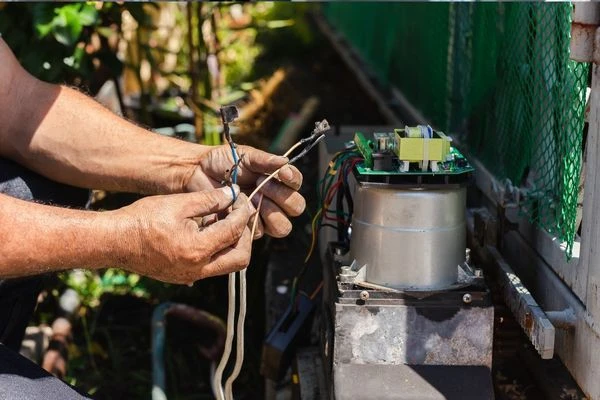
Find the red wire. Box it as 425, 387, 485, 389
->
322, 214, 349, 225
324, 180, 343, 206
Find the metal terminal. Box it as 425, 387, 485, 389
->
359, 291, 369, 301
312, 119, 330, 137
463, 293, 472, 304
220, 105, 239, 144
474, 268, 483, 278
220, 105, 239, 124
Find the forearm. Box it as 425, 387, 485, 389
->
4, 80, 209, 194
0, 39, 209, 194
0, 193, 126, 277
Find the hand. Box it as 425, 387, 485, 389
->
186, 145, 306, 238
114, 186, 254, 285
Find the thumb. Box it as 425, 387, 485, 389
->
178, 185, 240, 217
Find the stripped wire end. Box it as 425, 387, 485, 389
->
300, 119, 331, 144
289, 134, 326, 165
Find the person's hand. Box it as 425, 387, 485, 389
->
185, 145, 306, 238
114, 186, 254, 285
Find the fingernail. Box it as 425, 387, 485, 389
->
221, 184, 240, 198
279, 165, 294, 181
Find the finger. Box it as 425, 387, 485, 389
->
193, 214, 219, 231
237, 146, 303, 189
255, 176, 306, 217
237, 145, 287, 172
196, 193, 252, 255
200, 226, 252, 278
179, 185, 240, 218
276, 164, 303, 190
259, 196, 292, 238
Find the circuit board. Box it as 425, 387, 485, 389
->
352, 128, 474, 185
355, 147, 474, 176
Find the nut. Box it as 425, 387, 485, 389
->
462, 293, 472, 304
359, 290, 369, 301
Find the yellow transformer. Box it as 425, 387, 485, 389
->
394, 126, 452, 172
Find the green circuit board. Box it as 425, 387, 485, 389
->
355, 147, 474, 176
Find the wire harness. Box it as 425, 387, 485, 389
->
212, 106, 329, 400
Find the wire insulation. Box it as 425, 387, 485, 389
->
224, 195, 263, 400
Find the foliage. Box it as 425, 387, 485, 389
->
62, 269, 148, 308
0, 2, 152, 86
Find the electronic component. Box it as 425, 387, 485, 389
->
394, 126, 452, 172
352, 125, 473, 185
353, 132, 374, 168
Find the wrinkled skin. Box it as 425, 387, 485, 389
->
186, 144, 306, 238
115, 187, 255, 285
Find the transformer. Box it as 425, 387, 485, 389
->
318, 126, 495, 400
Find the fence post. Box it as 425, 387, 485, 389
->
571, 3, 600, 319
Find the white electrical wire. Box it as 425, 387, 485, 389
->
212, 271, 236, 400
224, 195, 263, 400
216, 125, 327, 400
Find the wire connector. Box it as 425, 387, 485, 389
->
220, 105, 241, 200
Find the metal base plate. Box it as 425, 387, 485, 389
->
334, 364, 494, 400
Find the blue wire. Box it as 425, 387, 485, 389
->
228, 140, 239, 200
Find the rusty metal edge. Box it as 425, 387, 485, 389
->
467, 211, 556, 359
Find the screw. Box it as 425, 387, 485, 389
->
465, 248, 471, 263
463, 293, 472, 304
359, 290, 369, 301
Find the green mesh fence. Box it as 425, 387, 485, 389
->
324, 3, 589, 257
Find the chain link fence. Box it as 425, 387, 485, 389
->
324, 3, 589, 257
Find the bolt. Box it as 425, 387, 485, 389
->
463, 293, 472, 304
465, 248, 471, 264
359, 290, 369, 301
339, 266, 356, 283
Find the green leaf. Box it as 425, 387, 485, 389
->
78, 4, 98, 26
36, 21, 54, 38
53, 5, 83, 46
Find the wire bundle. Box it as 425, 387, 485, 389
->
306, 147, 361, 262
213, 117, 329, 400
288, 147, 362, 310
